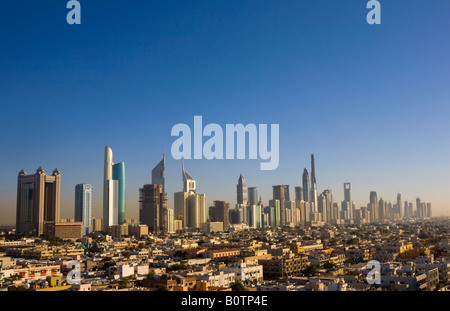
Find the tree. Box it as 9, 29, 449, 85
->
231, 281, 246, 291
301, 265, 318, 277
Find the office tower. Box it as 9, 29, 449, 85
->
112, 162, 126, 224
317, 193, 326, 223
426, 203, 432, 218
237, 174, 248, 205
209, 201, 230, 230
268, 199, 281, 227
416, 198, 421, 218
175, 163, 206, 231
139, 184, 167, 234
283, 185, 290, 202
369, 191, 378, 222
182, 161, 196, 193
396, 193, 402, 218
378, 198, 386, 222
344, 182, 351, 202
310, 154, 318, 213
273, 185, 286, 225
248, 187, 258, 206
408, 202, 413, 218
152, 150, 165, 193
333, 203, 340, 222
247, 204, 261, 228
302, 169, 310, 203
229, 209, 240, 225
295, 186, 304, 202
323, 189, 333, 224
75, 184, 93, 236
92, 217, 103, 232
16, 167, 61, 236
167, 208, 174, 233
103, 146, 125, 232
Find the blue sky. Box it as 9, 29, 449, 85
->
1, 0, 449, 224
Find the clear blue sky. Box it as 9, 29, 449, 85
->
1, 0, 449, 224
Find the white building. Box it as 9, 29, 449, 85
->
223, 261, 263, 285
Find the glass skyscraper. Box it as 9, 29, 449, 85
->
112, 162, 126, 225
75, 184, 93, 235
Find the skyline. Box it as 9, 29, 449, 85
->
1, 1, 450, 223
0, 149, 439, 225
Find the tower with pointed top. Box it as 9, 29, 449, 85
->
310, 154, 318, 213
152, 149, 165, 193
16, 167, 61, 235
103, 146, 126, 232
237, 174, 248, 206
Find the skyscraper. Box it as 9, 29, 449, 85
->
344, 182, 352, 202
295, 186, 304, 202
175, 162, 207, 231
182, 161, 196, 193
273, 185, 286, 225
113, 162, 126, 225
237, 174, 248, 206
369, 191, 378, 222
323, 189, 333, 224
396, 193, 402, 218
75, 184, 92, 236
103, 146, 125, 232
209, 201, 230, 230
152, 150, 165, 193
139, 184, 167, 233
310, 154, 318, 213
248, 187, 258, 206
16, 167, 61, 235
302, 169, 310, 203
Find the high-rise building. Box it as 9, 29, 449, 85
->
209, 201, 230, 230
323, 189, 333, 224
295, 186, 303, 202
344, 182, 351, 202
112, 162, 126, 224
152, 150, 165, 193
396, 193, 402, 218
174, 163, 206, 231
273, 185, 286, 225
16, 167, 61, 236
268, 199, 281, 227
302, 169, 310, 204
182, 161, 196, 193
369, 191, 378, 222
416, 198, 421, 218
75, 184, 93, 236
139, 184, 167, 233
103, 146, 125, 232
283, 185, 290, 202
310, 154, 318, 213
248, 187, 258, 206
378, 198, 386, 222
237, 174, 248, 206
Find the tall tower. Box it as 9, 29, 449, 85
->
75, 184, 93, 236
139, 184, 167, 234
152, 150, 165, 193
369, 191, 378, 222
113, 162, 126, 225
103, 146, 125, 232
396, 193, 402, 218
237, 174, 248, 206
182, 161, 196, 193
310, 154, 318, 212
16, 167, 61, 236
344, 182, 352, 202
248, 187, 258, 206
302, 169, 310, 203
273, 185, 286, 225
